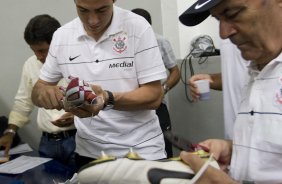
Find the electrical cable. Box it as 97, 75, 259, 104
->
180, 53, 213, 103
198, 57, 209, 65
180, 35, 220, 103
180, 55, 211, 103
180, 51, 194, 103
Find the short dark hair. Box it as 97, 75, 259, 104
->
131, 8, 152, 25
24, 14, 61, 45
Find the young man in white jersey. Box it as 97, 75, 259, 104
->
31, 0, 167, 170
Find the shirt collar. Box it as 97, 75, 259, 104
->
75, 17, 88, 39
248, 52, 282, 71
104, 6, 123, 37
248, 52, 282, 78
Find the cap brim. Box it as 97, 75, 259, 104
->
179, 10, 210, 26
179, 0, 222, 26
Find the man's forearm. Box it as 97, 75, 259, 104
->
31, 80, 44, 107
31, 79, 61, 109
210, 73, 222, 90
164, 66, 181, 90
6, 124, 19, 133
113, 81, 163, 111
205, 166, 239, 184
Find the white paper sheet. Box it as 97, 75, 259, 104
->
0, 155, 52, 174
0, 143, 33, 156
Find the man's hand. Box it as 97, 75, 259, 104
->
67, 84, 105, 118
189, 73, 222, 101
198, 139, 232, 172
180, 151, 238, 184
32, 79, 64, 110
51, 112, 74, 127
0, 134, 14, 157
189, 74, 213, 101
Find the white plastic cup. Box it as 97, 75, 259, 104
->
195, 79, 210, 101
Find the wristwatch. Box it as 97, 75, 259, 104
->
4, 129, 16, 136
163, 84, 170, 94
103, 90, 115, 110
242, 181, 255, 184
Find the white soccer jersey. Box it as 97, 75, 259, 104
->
40, 6, 167, 160
220, 39, 250, 139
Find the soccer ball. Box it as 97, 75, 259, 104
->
64, 77, 97, 107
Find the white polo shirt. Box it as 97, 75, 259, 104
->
220, 39, 250, 139
230, 53, 282, 183
155, 33, 177, 70
40, 6, 167, 160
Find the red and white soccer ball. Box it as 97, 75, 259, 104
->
65, 77, 97, 107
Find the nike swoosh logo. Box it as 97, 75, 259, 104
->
69, 55, 80, 61
195, 0, 212, 10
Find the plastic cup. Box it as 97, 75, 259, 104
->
195, 79, 210, 101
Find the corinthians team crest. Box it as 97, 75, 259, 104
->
112, 32, 128, 54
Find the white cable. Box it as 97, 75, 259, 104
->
190, 153, 214, 184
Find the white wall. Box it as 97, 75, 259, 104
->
116, 0, 162, 34
160, 0, 181, 60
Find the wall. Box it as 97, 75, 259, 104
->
0, 0, 224, 154
115, 0, 162, 34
